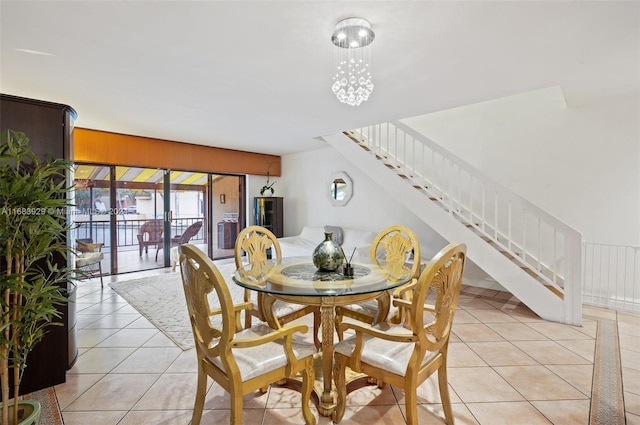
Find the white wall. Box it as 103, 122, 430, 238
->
280, 148, 455, 255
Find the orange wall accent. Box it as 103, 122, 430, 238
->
74, 128, 280, 176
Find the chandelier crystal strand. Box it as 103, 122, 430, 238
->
331, 18, 374, 106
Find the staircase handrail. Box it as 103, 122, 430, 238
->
391, 121, 581, 236
352, 121, 582, 292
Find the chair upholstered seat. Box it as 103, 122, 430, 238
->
271, 299, 311, 319
334, 322, 436, 377
210, 323, 318, 382
337, 299, 399, 321
75, 251, 103, 268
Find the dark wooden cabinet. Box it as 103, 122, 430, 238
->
254, 197, 283, 237
0, 93, 77, 395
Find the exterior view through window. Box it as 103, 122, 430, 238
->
73, 164, 243, 275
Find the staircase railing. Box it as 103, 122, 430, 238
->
348, 121, 582, 304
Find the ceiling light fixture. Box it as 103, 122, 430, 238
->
331, 17, 375, 107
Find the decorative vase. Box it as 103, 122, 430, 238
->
312, 232, 344, 271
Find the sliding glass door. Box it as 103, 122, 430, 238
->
73, 163, 244, 275
163, 170, 208, 266
114, 166, 164, 273
74, 165, 113, 272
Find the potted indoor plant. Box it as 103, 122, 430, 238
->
260, 161, 276, 196
260, 173, 276, 196
0, 130, 73, 425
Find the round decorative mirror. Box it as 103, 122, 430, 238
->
327, 171, 352, 206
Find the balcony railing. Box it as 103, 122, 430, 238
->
583, 242, 640, 313
75, 217, 205, 250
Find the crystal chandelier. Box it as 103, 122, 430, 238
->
331, 18, 375, 106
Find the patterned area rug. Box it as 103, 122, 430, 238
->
109, 262, 243, 350
589, 316, 625, 425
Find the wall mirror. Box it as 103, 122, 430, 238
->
327, 171, 352, 206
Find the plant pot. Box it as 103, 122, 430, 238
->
0, 400, 41, 425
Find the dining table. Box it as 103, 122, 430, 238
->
232, 256, 413, 417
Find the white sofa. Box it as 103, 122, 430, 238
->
278, 225, 376, 262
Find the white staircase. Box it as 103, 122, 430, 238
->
323, 121, 583, 326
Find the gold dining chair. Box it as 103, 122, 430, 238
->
333, 243, 466, 425
334, 225, 421, 340
235, 225, 321, 348
178, 244, 317, 425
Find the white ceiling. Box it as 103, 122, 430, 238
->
1, 1, 638, 156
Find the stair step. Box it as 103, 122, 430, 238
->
544, 283, 564, 298
466, 228, 523, 260
500, 251, 517, 260
521, 267, 540, 278
343, 132, 359, 142
481, 235, 510, 250
520, 267, 563, 297
359, 144, 371, 152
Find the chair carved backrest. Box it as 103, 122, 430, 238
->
235, 226, 320, 346
178, 244, 238, 359
234, 225, 282, 266
370, 225, 421, 279
370, 225, 421, 326
234, 225, 282, 328
402, 242, 466, 351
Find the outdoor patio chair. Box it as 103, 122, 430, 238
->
155, 220, 203, 261
137, 219, 163, 256
75, 238, 105, 287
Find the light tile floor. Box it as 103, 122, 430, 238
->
55, 265, 640, 425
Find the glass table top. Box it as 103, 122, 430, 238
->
232, 257, 412, 297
